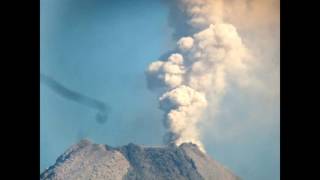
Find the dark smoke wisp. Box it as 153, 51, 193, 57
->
40, 73, 110, 124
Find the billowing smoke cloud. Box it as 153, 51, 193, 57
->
146, 0, 279, 152
40, 74, 110, 124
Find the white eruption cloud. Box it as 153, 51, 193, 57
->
147, 53, 185, 89
146, 0, 279, 152
159, 85, 207, 150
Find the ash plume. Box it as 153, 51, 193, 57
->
146, 0, 279, 152
40, 73, 110, 124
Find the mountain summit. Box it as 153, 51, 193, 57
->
40, 139, 240, 180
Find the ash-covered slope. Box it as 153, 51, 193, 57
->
41, 139, 240, 180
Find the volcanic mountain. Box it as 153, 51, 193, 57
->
40, 139, 240, 180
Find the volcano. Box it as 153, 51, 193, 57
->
40, 139, 239, 180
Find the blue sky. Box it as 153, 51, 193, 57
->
40, 0, 279, 179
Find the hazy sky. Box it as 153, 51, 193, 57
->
40, 0, 279, 179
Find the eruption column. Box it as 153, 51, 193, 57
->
146, 0, 252, 152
